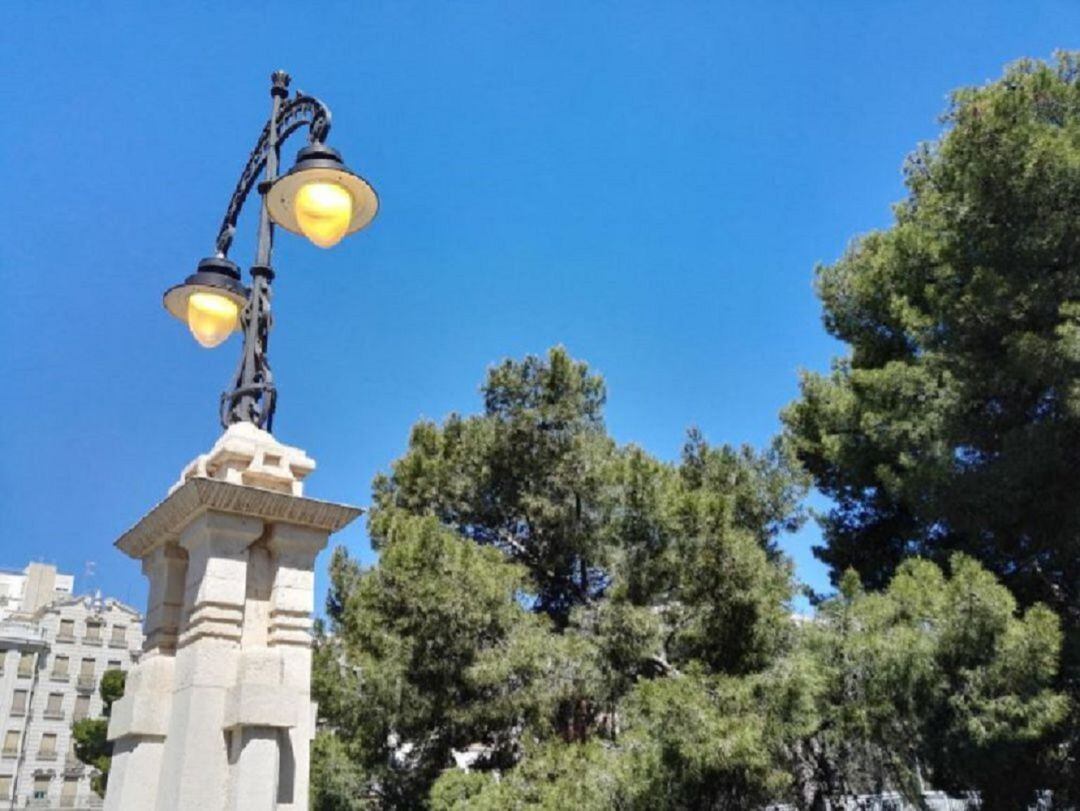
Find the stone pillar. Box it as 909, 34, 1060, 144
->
106, 545, 186, 811
104, 655, 174, 811
104, 423, 361, 811
267, 525, 327, 808
141, 544, 188, 655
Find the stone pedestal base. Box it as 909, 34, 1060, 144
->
104, 424, 360, 811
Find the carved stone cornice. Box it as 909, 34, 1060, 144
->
115, 478, 361, 560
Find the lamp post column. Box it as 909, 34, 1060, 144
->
114, 69, 378, 810
222, 70, 289, 431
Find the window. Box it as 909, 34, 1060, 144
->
53, 655, 69, 679
17, 651, 34, 677
60, 775, 78, 807
45, 693, 64, 719
0, 774, 10, 799
107, 660, 121, 670
39, 733, 57, 758
78, 658, 95, 691
10, 690, 27, 716
110, 625, 126, 647
2, 731, 18, 757
84, 622, 102, 642
73, 695, 90, 721
33, 773, 49, 799
58, 619, 75, 641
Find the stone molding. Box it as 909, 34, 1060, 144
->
171, 422, 316, 497
115, 477, 362, 560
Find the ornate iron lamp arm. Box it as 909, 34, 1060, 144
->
214, 76, 333, 258
217, 71, 333, 431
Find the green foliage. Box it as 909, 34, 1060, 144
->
72, 668, 125, 798
431, 741, 618, 810
310, 731, 370, 810
316, 346, 1069, 808
316, 516, 530, 805
605, 432, 802, 676
782, 52, 1080, 796
795, 556, 1068, 809
614, 674, 793, 809
72, 718, 110, 797
316, 347, 807, 808
430, 674, 803, 810
99, 668, 126, 709
369, 347, 614, 627
784, 53, 1080, 602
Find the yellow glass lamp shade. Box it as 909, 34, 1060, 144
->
163, 257, 248, 349
266, 144, 378, 246
187, 292, 240, 348
294, 181, 353, 248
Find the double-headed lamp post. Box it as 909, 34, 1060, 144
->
163, 70, 378, 432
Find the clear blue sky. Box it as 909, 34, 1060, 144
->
2, 2, 1077, 614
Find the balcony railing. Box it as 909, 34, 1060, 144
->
76, 676, 96, 692
0, 619, 49, 647
38, 751, 58, 761
10, 706, 27, 717
51, 671, 70, 682
56, 632, 76, 643
1, 747, 18, 758
44, 709, 65, 720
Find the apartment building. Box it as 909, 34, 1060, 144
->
0, 567, 74, 623
0, 565, 142, 810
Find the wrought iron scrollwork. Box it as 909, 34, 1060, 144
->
214, 90, 333, 258
213, 71, 334, 432
221, 267, 275, 430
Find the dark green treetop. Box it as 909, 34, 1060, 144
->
315, 344, 1068, 808
783, 53, 1080, 614
781, 58, 1080, 791
315, 347, 808, 808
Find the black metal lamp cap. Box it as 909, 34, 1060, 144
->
190, 256, 243, 285
163, 256, 249, 324
291, 143, 349, 173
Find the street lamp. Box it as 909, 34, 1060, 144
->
163, 70, 378, 432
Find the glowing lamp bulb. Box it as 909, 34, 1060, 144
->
186, 292, 239, 348
294, 181, 353, 248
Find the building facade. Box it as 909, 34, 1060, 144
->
0, 566, 74, 623
0, 565, 142, 810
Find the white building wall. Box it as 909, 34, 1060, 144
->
0, 570, 142, 811
0, 566, 74, 624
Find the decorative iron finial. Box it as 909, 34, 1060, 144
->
271, 70, 291, 97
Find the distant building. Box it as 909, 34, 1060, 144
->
0, 566, 74, 622
0, 564, 142, 810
